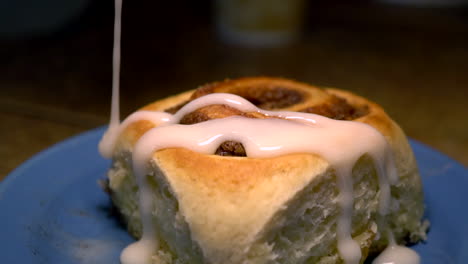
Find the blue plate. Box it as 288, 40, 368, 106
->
0, 127, 467, 263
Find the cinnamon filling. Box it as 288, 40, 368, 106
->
191, 83, 305, 110
299, 96, 369, 121
164, 81, 369, 157
179, 105, 269, 125
166, 79, 306, 114
215, 141, 247, 157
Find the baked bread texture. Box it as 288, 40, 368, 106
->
105, 77, 426, 264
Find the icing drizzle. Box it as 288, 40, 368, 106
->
100, 93, 414, 264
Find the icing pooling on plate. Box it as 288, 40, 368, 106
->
100, 0, 420, 263
372, 244, 421, 264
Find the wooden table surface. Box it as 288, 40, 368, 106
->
1, 1, 467, 180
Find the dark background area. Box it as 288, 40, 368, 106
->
1, 0, 467, 178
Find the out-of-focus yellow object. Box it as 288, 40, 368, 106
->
214, 0, 306, 46
377, 0, 467, 6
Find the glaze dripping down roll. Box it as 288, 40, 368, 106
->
103, 77, 427, 264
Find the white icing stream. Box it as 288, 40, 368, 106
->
99, 0, 122, 155
100, 1, 420, 263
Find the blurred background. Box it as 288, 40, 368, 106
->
0, 0, 467, 178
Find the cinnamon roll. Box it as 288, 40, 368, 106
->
101, 77, 427, 264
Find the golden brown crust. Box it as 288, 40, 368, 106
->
154, 148, 324, 194
150, 147, 331, 262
